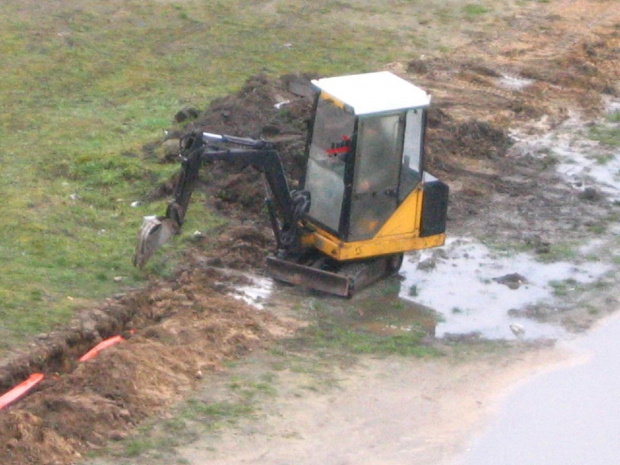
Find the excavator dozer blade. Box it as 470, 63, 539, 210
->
265, 256, 352, 297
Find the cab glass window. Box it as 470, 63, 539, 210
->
349, 114, 403, 241
304, 95, 355, 232
399, 109, 424, 201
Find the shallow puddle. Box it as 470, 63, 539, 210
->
398, 237, 610, 340
495, 74, 535, 91
214, 267, 273, 310
227, 234, 611, 342
230, 275, 273, 310
512, 100, 620, 201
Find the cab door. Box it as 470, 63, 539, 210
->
303, 95, 356, 235
347, 114, 404, 241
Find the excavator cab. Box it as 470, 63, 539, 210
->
295, 72, 448, 266
134, 71, 448, 297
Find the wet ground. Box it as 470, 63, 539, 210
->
214, 92, 620, 465
457, 312, 620, 465
451, 98, 620, 465
399, 238, 610, 340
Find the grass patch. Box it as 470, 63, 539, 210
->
548, 278, 579, 297
606, 110, 620, 123
589, 125, 620, 147
535, 241, 578, 263
106, 376, 272, 461
463, 4, 490, 17
0, 0, 411, 350
183, 398, 255, 427
302, 322, 439, 357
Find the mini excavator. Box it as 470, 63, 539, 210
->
134, 71, 449, 297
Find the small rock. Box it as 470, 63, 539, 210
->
174, 107, 199, 123
274, 99, 291, 109
6, 438, 19, 449
509, 323, 526, 338
113, 276, 123, 283
109, 431, 129, 441
443, 331, 481, 343
407, 59, 429, 74
417, 258, 436, 271
493, 273, 527, 289
162, 138, 180, 159
579, 187, 602, 202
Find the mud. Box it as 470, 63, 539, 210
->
2, 2, 620, 464
0, 270, 299, 465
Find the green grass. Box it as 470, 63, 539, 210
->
548, 278, 578, 297
464, 4, 490, 17
0, 0, 404, 350
606, 110, 620, 123
589, 125, 620, 147
301, 321, 440, 357
588, 111, 620, 147
535, 241, 579, 263
103, 372, 276, 461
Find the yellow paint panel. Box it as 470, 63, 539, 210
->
319, 91, 346, 109
304, 227, 445, 261
300, 182, 444, 261
374, 186, 423, 238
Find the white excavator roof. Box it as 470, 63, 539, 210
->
311, 71, 431, 116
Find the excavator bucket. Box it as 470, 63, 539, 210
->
133, 216, 179, 268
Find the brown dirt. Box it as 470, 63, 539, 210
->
0, 270, 300, 465
1, 1, 620, 464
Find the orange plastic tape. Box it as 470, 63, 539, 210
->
79, 335, 125, 362
0, 373, 45, 410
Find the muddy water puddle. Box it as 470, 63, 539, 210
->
513, 99, 620, 201
399, 237, 611, 340
224, 235, 611, 342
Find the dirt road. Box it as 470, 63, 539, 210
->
173, 349, 572, 465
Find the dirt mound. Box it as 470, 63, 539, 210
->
151, 71, 515, 226
187, 73, 315, 210
0, 267, 297, 465
426, 110, 512, 168
195, 223, 275, 269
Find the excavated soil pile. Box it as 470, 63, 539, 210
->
0, 268, 298, 465
180, 73, 314, 216
152, 71, 519, 269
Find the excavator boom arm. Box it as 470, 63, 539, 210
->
134, 131, 304, 268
